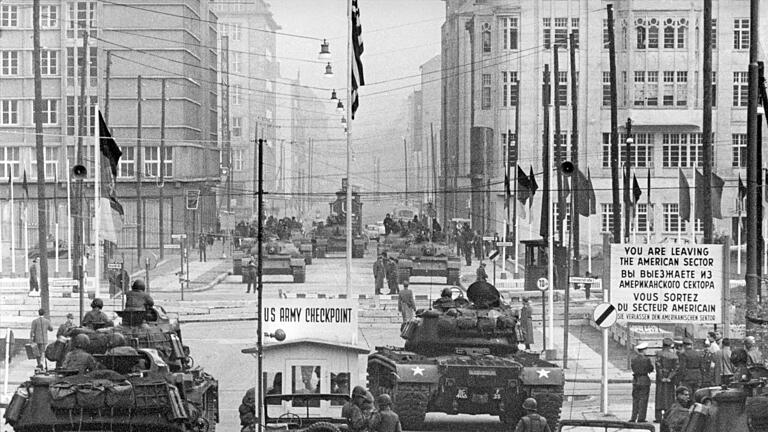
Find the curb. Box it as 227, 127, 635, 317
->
565, 377, 633, 384
156, 271, 231, 294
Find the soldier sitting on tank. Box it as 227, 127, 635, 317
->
467, 281, 501, 309
432, 287, 456, 311
82, 298, 114, 330
124, 279, 154, 321
61, 334, 99, 374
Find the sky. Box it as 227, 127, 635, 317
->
268, 0, 445, 197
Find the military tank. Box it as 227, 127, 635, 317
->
312, 180, 365, 259
396, 240, 460, 285
249, 237, 306, 283
376, 232, 413, 258
290, 229, 314, 265
4, 306, 219, 431
367, 282, 564, 431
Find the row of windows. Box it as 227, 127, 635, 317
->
1, 3, 96, 38
603, 17, 750, 51
602, 71, 748, 108
0, 48, 97, 86
219, 22, 243, 42
600, 203, 706, 234
0, 99, 58, 125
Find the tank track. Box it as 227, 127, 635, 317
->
394, 382, 429, 430
500, 392, 526, 426
534, 386, 564, 431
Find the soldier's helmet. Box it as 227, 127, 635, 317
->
441, 287, 452, 298
107, 332, 127, 348
351, 386, 367, 399
376, 394, 392, 407
131, 279, 146, 292
522, 397, 538, 411
73, 333, 90, 349
91, 298, 104, 309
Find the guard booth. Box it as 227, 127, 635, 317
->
521, 239, 567, 291
244, 339, 369, 421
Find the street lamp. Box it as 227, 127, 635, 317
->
336, 100, 344, 114
318, 39, 331, 60
330, 89, 338, 101
324, 62, 334, 78
341, 116, 347, 126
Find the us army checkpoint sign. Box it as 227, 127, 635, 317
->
262, 298, 358, 345
610, 244, 725, 324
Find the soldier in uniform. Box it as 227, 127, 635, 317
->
654, 337, 679, 423
373, 255, 386, 295
342, 386, 370, 432
661, 386, 692, 432
677, 338, 705, 394
745, 336, 764, 366
125, 279, 154, 311
386, 257, 399, 294
629, 342, 653, 423
61, 334, 99, 374
476, 262, 488, 282
370, 394, 402, 432
82, 298, 113, 330
432, 287, 455, 311
513, 398, 551, 432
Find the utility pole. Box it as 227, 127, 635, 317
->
403, 138, 409, 205
136, 76, 143, 267
569, 32, 579, 276
72, 30, 88, 309
607, 5, 621, 244
746, 0, 760, 332
32, 0, 50, 315
104, 51, 112, 126
159, 78, 166, 260
252, 123, 259, 215
431, 123, 438, 219
624, 118, 633, 243
554, 45, 564, 249
256, 137, 264, 431
702, 0, 714, 243
542, 65, 551, 241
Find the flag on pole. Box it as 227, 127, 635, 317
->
350, 0, 365, 120
517, 165, 531, 205
504, 167, 511, 210
99, 111, 122, 178
98, 110, 124, 244
739, 174, 747, 211
22, 170, 28, 199
679, 168, 691, 222
632, 173, 642, 204
694, 170, 725, 219
575, 169, 596, 216
528, 165, 538, 206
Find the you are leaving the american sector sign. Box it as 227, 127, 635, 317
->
610, 244, 725, 324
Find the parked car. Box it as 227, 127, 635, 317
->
364, 224, 380, 241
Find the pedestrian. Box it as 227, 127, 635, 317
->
386, 257, 399, 294
373, 255, 386, 295
519, 298, 534, 350
198, 233, 207, 262
383, 214, 393, 236
29, 257, 39, 292
370, 394, 402, 432
476, 262, 488, 282
462, 229, 473, 266
629, 342, 653, 423
245, 254, 258, 294
82, 298, 114, 330
29, 308, 52, 370
677, 338, 705, 394
703, 331, 720, 386
473, 231, 483, 261
513, 398, 551, 432
716, 337, 734, 385
342, 386, 370, 432
654, 338, 679, 423
661, 386, 692, 432
398, 280, 416, 324
745, 336, 763, 366
61, 334, 98, 374
56, 313, 76, 338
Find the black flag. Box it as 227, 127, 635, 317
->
99, 111, 122, 179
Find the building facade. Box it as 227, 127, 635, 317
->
441, 0, 767, 251
0, 0, 221, 276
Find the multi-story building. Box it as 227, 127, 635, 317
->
441, 0, 767, 248
0, 0, 220, 276
215, 0, 278, 221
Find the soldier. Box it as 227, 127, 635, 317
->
473, 230, 483, 261
661, 386, 692, 432
677, 338, 705, 394
519, 298, 534, 350
476, 262, 488, 282
198, 233, 207, 262
745, 336, 764, 366
82, 298, 114, 330
432, 287, 455, 311
513, 398, 551, 432
383, 214, 393, 236
462, 227, 474, 266
29, 257, 39, 292
125, 279, 154, 312
398, 280, 416, 323
61, 334, 99, 374
370, 394, 402, 432
56, 313, 76, 337
654, 337, 679, 423
29, 308, 53, 370
373, 255, 386, 295
386, 257, 399, 294
629, 342, 653, 423
342, 386, 370, 432
245, 254, 258, 294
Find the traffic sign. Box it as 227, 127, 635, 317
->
482, 236, 497, 241
107, 263, 122, 270
569, 277, 597, 284
487, 249, 500, 262
171, 234, 187, 240
496, 241, 514, 247
185, 189, 200, 210
592, 303, 617, 328
164, 244, 181, 249
537, 277, 549, 291
50, 279, 78, 287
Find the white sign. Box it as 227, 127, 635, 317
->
488, 250, 500, 261
610, 244, 724, 324
482, 236, 497, 241
569, 277, 597, 284
496, 241, 515, 247
107, 263, 122, 270
164, 244, 181, 249
171, 234, 187, 240
537, 277, 549, 291
262, 298, 358, 345
50, 279, 78, 287
593, 303, 617, 328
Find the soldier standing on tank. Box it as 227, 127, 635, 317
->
370, 394, 402, 432
629, 342, 653, 423
654, 338, 679, 423
386, 257, 399, 294
373, 255, 386, 295
519, 298, 534, 350
677, 338, 705, 394
82, 298, 113, 329
513, 398, 551, 432
343, 386, 370, 432
398, 280, 416, 323
125, 279, 154, 311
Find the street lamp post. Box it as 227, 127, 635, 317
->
256, 136, 265, 429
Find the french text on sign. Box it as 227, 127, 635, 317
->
592, 303, 617, 328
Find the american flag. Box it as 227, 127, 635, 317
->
351, 0, 365, 119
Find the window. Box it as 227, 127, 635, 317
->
603, 19, 611, 49
231, 52, 242, 73
646, 71, 658, 106
143, 147, 172, 178
481, 22, 491, 53
711, 71, 717, 107
635, 17, 659, 49
231, 23, 242, 41
502, 71, 519, 107
556, 71, 568, 106
543, 17, 576, 49
543, 18, 551, 49
677, 19, 687, 48
554, 18, 568, 48
231, 85, 242, 105
601, 133, 654, 168
553, 132, 571, 162
601, 203, 614, 233
65, 96, 96, 136
67, 2, 96, 39
1, 100, 19, 125
634, 203, 649, 233
501, 132, 517, 167
663, 18, 687, 49
232, 116, 242, 137
633, 71, 646, 106
501, 17, 518, 50
733, 134, 747, 168
734, 19, 750, 50
233, 149, 244, 171
291, 365, 321, 400
603, 72, 611, 107
481, 73, 492, 109
89, 46, 97, 86
663, 203, 681, 233
553, 202, 572, 234
711, 19, 717, 49
66, 96, 75, 135
648, 18, 659, 48
41, 99, 58, 125
1, 51, 19, 76
30, 147, 59, 179
1, 5, 18, 27
118, 147, 135, 178
41, 5, 58, 28
661, 70, 687, 106
0, 146, 21, 179
67, 47, 96, 86
676, 71, 687, 106
662, 133, 703, 168
571, 18, 580, 48
40, 50, 58, 75
161, 147, 172, 178
733, 72, 748, 107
